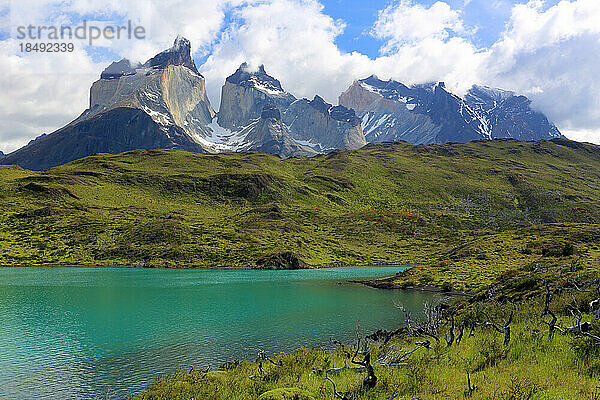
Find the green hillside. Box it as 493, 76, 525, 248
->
1, 138, 599, 290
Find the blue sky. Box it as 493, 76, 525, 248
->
322, 0, 565, 57
75, 1, 530, 62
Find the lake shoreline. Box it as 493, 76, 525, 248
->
0, 266, 421, 399
0, 262, 413, 271
354, 278, 475, 296
0, 263, 474, 296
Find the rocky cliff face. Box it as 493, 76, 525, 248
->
339, 76, 562, 144
216, 64, 365, 155
283, 95, 366, 151
464, 85, 562, 141
2, 40, 565, 171
217, 63, 296, 130
1, 108, 204, 171
210, 64, 365, 157
2, 37, 216, 170
240, 105, 317, 158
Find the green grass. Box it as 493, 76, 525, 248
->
0, 138, 599, 277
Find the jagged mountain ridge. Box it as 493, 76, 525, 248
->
283, 95, 365, 151
1, 37, 564, 170
339, 75, 563, 145
214, 63, 367, 156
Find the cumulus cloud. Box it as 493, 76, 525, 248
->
0, 39, 102, 152
372, 0, 471, 52
200, 0, 372, 106
200, 0, 481, 106
482, 0, 600, 143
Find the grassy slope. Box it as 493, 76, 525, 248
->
0, 138, 599, 289
130, 254, 600, 400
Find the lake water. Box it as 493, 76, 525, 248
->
0, 267, 435, 399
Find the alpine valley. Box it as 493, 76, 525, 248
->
0, 37, 562, 170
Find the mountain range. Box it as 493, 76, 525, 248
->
1, 37, 563, 170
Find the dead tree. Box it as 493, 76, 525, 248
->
379, 340, 430, 366
456, 322, 466, 345
351, 324, 377, 389
446, 312, 455, 347
325, 372, 348, 400
541, 280, 558, 340
484, 310, 513, 345
351, 333, 377, 390
464, 372, 477, 396
394, 302, 413, 335
325, 325, 378, 400
423, 301, 443, 337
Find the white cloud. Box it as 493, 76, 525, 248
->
368, 0, 600, 143
372, 0, 470, 52
482, 0, 600, 143
0, 0, 235, 151
0, 39, 102, 152
200, 0, 372, 106
562, 129, 600, 144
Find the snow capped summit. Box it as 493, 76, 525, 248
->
173, 35, 190, 50
0, 37, 565, 170
464, 85, 562, 141
1, 39, 217, 170
340, 76, 562, 145
226, 63, 286, 95
218, 63, 296, 130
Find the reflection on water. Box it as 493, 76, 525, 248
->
0, 267, 436, 399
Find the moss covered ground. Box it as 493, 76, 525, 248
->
1, 138, 599, 282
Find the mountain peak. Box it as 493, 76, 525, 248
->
100, 58, 140, 80
143, 36, 199, 75
226, 63, 285, 94
309, 95, 331, 114
173, 35, 190, 50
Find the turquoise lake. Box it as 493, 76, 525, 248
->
0, 267, 435, 399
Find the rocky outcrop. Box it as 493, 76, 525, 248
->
241, 105, 317, 158
1, 108, 204, 171
143, 36, 200, 75
464, 85, 562, 141
339, 75, 562, 145
217, 63, 295, 130
217, 64, 365, 155
255, 251, 309, 270
100, 59, 139, 80
283, 95, 366, 151
2, 37, 215, 170
2, 39, 565, 171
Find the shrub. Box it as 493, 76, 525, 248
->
471, 336, 508, 372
